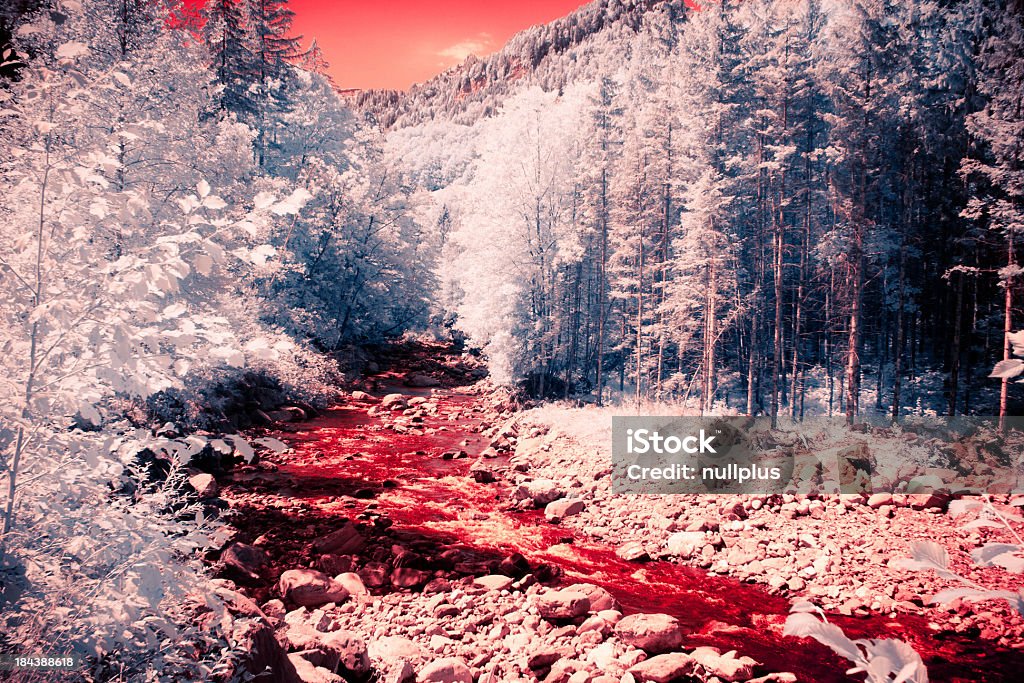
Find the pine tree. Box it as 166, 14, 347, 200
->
247, 0, 301, 166
203, 0, 257, 119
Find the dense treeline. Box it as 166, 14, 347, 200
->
379, 0, 1024, 424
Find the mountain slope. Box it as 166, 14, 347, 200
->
352, 0, 689, 129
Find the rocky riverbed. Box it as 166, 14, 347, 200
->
195, 343, 1024, 683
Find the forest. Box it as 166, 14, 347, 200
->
374, 0, 1024, 426
0, 0, 1023, 681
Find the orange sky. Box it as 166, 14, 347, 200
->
190, 1, 592, 90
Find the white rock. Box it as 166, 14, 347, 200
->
418, 657, 473, 683
613, 613, 684, 654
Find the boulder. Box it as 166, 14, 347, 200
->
514, 479, 564, 507
628, 653, 697, 683
665, 531, 707, 558
351, 390, 373, 401
236, 619, 301, 683
545, 498, 586, 522
222, 543, 269, 584
565, 583, 619, 612
381, 394, 407, 410
335, 572, 368, 597
527, 649, 563, 670
613, 613, 684, 654
288, 654, 342, 683
617, 542, 649, 562
537, 589, 590, 620
380, 660, 416, 683
312, 523, 365, 555
418, 657, 473, 683
358, 561, 390, 588
390, 567, 431, 589
316, 554, 354, 576
469, 461, 496, 483
474, 575, 514, 592
369, 635, 425, 664
279, 569, 349, 607
688, 647, 757, 682
323, 631, 370, 675
866, 492, 893, 509
188, 472, 218, 499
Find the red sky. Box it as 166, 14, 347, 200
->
188, 1, 592, 90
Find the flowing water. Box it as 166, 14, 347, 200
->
223, 378, 1024, 683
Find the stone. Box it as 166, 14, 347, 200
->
312, 523, 365, 555
391, 567, 431, 589
382, 394, 407, 410
288, 654, 341, 683
278, 569, 349, 607
316, 554, 354, 576
565, 583, 619, 612
867, 492, 893, 509
381, 660, 416, 683
617, 542, 649, 562
351, 391, 373, 401
236, 618, 302, 683
528, 649, 563, 670
470, 461, 496, 483
613, 613, 684, 654
358, 561, 391, 588
665, 532, 707, 558
474, 574, 515, 591
628, 653, 697, 683
335, 572, 368, 597
545, 659, 585, 683
222, 543, 269, 584
537, 588, 591, 620
188, 472, 218, 499
369, 636, 425, 663
418, 657, 473, 683
545, 498, 586, 521
212, 585, 265, 619
322, 631, 370, 675
688, 647, 757, 682
514, 479, 564, 507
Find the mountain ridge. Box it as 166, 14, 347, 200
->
350, 0, 690, 129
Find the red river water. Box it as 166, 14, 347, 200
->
223, 377, 1024, 683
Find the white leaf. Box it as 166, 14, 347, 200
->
947, 499, 983, 518
194, 254, 213, 276
197, 179, 210, 198
112, 71, 131, 87
253, 191, 276, 210
961, 519, 1005, 530
251, 244, 276, 266
78, 403, 101, 426
892, 541, 959, 580
991, 552, 1024, 573
972, 543, 1022, 566
55, 42, 89, 59
990, 359, 1024, 379
783, 613, 862, 663
202, 195, 227, 210
271, 188, 313, 216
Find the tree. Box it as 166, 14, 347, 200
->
963, 2, 1024, 431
